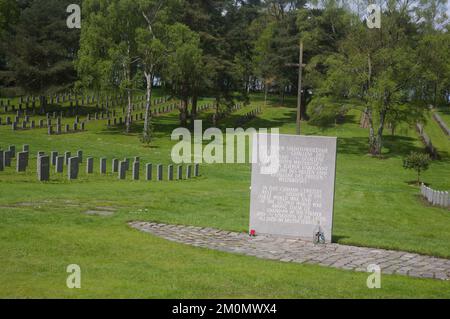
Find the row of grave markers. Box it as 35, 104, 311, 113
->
1, 103, 215, 134
416, 123, 439, 160
421, 183, 450, 209
1, 145, 200, 182
0, 94, 172, 114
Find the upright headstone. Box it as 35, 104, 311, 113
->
145, 163, 152, 181
64, 152, 71, 165
8, 145, 15, 158
16, 151, 28, 172
194, 164, 200, 177
23, 145, 29, 152
118, 161, 127, 179
157, 164, 163, 181
100, 158, 107, 174
37, 155, 50, 181
112, 158, 119, 173
51, 151, 58, 166
55, 156, 64, 173
77, 150, 83, 163
186, 165, 192, 179
177, 165, 183, 180
86, 157, 94, 174
0, 150, 4, 171
167, 165, 174, 181
132, 161, 140, 180
249, 134, 337, 243
68, 157, 79, 180
3, 150, 11, 167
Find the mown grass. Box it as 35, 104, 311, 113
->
0, 93, 449, 298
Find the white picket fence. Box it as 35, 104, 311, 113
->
421, 184, 450, 208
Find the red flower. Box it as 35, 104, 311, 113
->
250, 229, 256, 237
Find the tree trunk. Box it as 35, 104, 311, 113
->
126, 89, 132, 133
190, 95, 198, 128
264, 82, 268, 108
371, 107, 387, 156
143, 72, 153, 142
39, 95, 47, 114
213, 97, 220, 127
180, 98, 188, 127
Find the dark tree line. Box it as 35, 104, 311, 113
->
0, 0, 449, 153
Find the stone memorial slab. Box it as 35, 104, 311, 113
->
146, 163, 152, 181
0, 150, 3, 171
186, 165, 192, 179
68, 157, 79, 180
86, 157, 94, 174
16, 151, 28, 172
9, 145, 15, 157
132, 161, 140, 180
37, 155, 50, 181
157, 164, 163, 181
100, 158, 107, 174
3, 150, 11, 167
249, 134, 337, 243
112, 158, 119, 173
51, 151, 58, 165
118, 161, 127, 180
167, 165, 174, 181
194, 164, 200, 177
55, 156, 64, 173
177, 165, 183, 180
64, 152, 71, 165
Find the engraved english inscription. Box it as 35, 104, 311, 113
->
249, 134, 337, 243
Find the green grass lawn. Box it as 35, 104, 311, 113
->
424, 111, 450, 159
0, 94, 449, 298
436, 106, 450, 129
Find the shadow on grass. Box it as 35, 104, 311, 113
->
332, 235, 350, 243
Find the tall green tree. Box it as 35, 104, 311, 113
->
313, 3, 429, 155
77, 0, 141, 133
1, 0, 80, 108
164, 23, 204, 127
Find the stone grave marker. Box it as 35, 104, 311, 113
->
3, 150, 12, 167
177, 165, 183, 180
112, 158, 119, 173
118, 161, 127, 180
51, 151, 58, 166
64, 152, 71, 165
86, 157, 94, 174
55, 156, 64, 173
157, 164, 163, 181
132, 161, 140, 180
249, 134, 337, 243
77, 150, 83, 163
186, 165, 192, 179
16, 151, 28, 172
100, 158, 107, 174
194, 164, 200, 177
37, 155, 50, 181
68, 157, 79, 180
145, 163, 152, 181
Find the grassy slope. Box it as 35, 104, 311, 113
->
424, 111, 450, 159
436, 107, 450, 129
0, 93, 449, 298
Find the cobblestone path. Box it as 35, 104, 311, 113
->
129, 221, 450, 281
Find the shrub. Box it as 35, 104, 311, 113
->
403, 152, 431, 184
